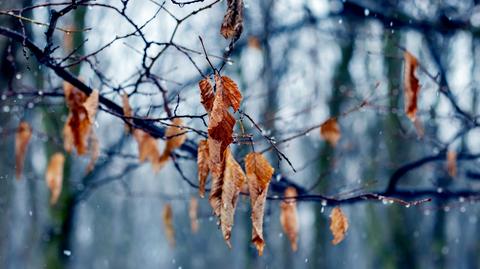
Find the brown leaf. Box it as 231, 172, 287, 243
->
45, 153, 65, 205
447, 150, 457, 177
197, 139, 210, 198
156, 118, 188, 171
220, 0, 244, 40
15, 121, 32, 179
199, 78, 214, 113
63, 82, 99, 155
122, 94, 133, 133
162, 204, 175, 247
189, 196, 199, 234
280, 187, 299, 252
320, 118, 341, 146
221, 149, 246, 248
86, 131, 99, 173
133, 129, 161, 172
207, 74, 242, 216
248, 36, 261, 49
245, 152, 274, 256
330, 206, 349, 245
404, 51, 420, 121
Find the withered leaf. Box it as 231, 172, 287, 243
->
208, 139, 227, 217
156, 118, 187, 171
122, 94, 133, 133
86, 131, 99, 173
245, 152, 274, 256
197, 139, 210, 198
221, 149, 246, 248
199, 78, 214, 113
404, 51, 420, 121
447, 150, 457, 178
15, 121, 32, 179
320, 118, 341, 146
163, 203, 175, 247
220, 0, 244, 40
133, 129, 161, 172
330, 206, 349, 245
280, 187, 299, 252
189, 196, 199, 234
63, 82, 99, 155
45, 153, 65, 205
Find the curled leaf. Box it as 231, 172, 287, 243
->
320, 118, 341, 146
280, 187, 299, 252
330, 206, 349, 245
86, 131, 99, 173
63, 82, 99, 155
45, 153, 65, 205
245, 152, 274, 256
197, 139, 210, 198
220, 0, 244, 40
163, 204, 175, 247
447, 150, 457, 177
404, 51, 420, 121
122, 94, 133, 133
156, 118, 187, 171
199, 78, 214, 113
133, 129, 161, 172
15, 121, 32, 179
189, 196, 199, 234
221, 149, 246, 248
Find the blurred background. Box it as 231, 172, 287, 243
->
1, 0, 480, 268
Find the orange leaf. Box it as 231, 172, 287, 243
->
280, 187, 299, 252
320, 118, 341, 146
447, 150, 457, 177
45, 153, 65, 205
189, 196, 199, 234
245, 152, 274, 256
330, 206, 349, 245
122, 94, 133, 133
199, 78, 214, 113
86, 131, 99, 173
63, 82, 99, 155
156, 118, 187, 171
15, 121, 32, 179
404, 51, 420, 121
221, 148, 246, 248
220, 0, 244, 40
248, 36, 261, 49
133, 129, 161, 172
162, 204, 175, 247
197, 139, 210, 198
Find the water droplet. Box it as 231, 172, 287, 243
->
15, 73, 22, 80
28, 210, 33, 216
3, 106, 10, 113
437, 187, 443, 193
321, 200, 327, 207
304, 258, 309, 263
338, 19, 343, 24
364, 9, 370, 16
63, 250, 72, 256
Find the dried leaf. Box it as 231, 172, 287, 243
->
248, 36, 261, 49
221, 149, 246, 248
245, 152, 274, 256
189, 196, 199, 234
197, 139, 210, 198
156, 118, 187, 170
220, 0, 244, 40
199, 78, 214, 113
280, 187, 299, 252
163, 204, 175, 247
447, 150, 457, 177
404, 51, 420, 121
45, 153, 65, 205
63, 82, 99, 155
15, 121, 32, 179
86, 131, 99, 173
122, 94, 133, 133
320, 118, 341, 146
133, 129, 161, 172
207, 74, 242, 216
330, 206, 349, 245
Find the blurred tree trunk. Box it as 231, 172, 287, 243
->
312, 22, 354, 268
